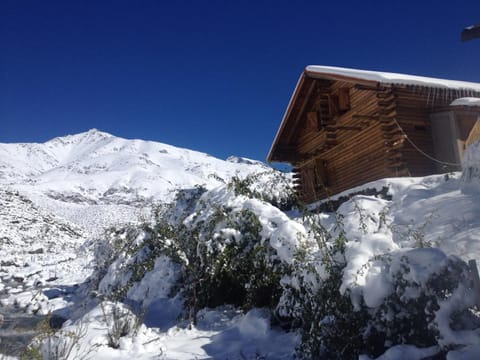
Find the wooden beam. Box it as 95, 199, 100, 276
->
334, 126, 362, 131
285, 80, 317, 144
354, 84, 379, 91
306, 112, 320, 130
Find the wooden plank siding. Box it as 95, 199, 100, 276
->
270, 72, 480, 204
294, 83, 462, 202
299, 121, 394, 202
295, 82, 398, 202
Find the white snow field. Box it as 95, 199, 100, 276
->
1, 129, 480, 359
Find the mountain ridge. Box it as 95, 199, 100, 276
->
0, 129, 270, 205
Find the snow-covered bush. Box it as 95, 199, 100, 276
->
92, 175, 301, 325
21, 315, 93, 360
90, 172, 480, 359
365, 249, 478, 356
278, 201, 480, 359
153, 187, 296, 324
278, 212, 369, 359
93, 225, 165, 301
100, 302, 139, 349
225, 170, 297, 210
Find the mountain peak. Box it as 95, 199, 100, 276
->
46, 128, 113, 146
79, 128, 113, 141
85, 128, 106, 136
70, 128, 113, 141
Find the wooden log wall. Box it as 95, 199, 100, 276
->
296, 81, 399, 202
321, 122, 394, 198
297, 83, 372, 149
293, 80, 480, 203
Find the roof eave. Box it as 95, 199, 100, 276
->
304, 68, 379, 88
267, 72, 306, 163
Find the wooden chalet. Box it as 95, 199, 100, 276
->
268, 66, 480, 203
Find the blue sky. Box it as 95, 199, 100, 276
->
1, 1, 480, 162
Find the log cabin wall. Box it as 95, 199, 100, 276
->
279, 74, 480, 204
293, 84, 480, 203
294, 80, 398, 202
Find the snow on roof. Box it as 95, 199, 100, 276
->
450, 97, 480, 107
306, 65, 480, 92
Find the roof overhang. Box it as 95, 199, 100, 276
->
267, 72, 305, 163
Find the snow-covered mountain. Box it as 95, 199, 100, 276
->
0, 128, 274, 242
0, 129, 269, 205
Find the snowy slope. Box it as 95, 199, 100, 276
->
0, 187, 90, 322
0, 128, 274, 242
0, 129, 270, 205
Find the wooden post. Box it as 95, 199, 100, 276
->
468, 259, 480, 310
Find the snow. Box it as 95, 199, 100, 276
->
325, 173, 480, 313
359, 345, 440, 360
334, 196, 398, 308
450, 97, 480, 106
126, 255, 180, 308
306, 65, 480, 91
0, 128, 270, 209
3, 130, 480, 359
461, 139, 480, 194
198, 308, 297, 359
182, 186, 304, 264
45, 303, 297, 360
434, 283, 479, 348
447, 345, 480, 360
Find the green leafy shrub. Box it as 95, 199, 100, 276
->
93, 175, 294, 326
155, 203, 289, 324
278, 213, 369, 359
227, 170, 299, 211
